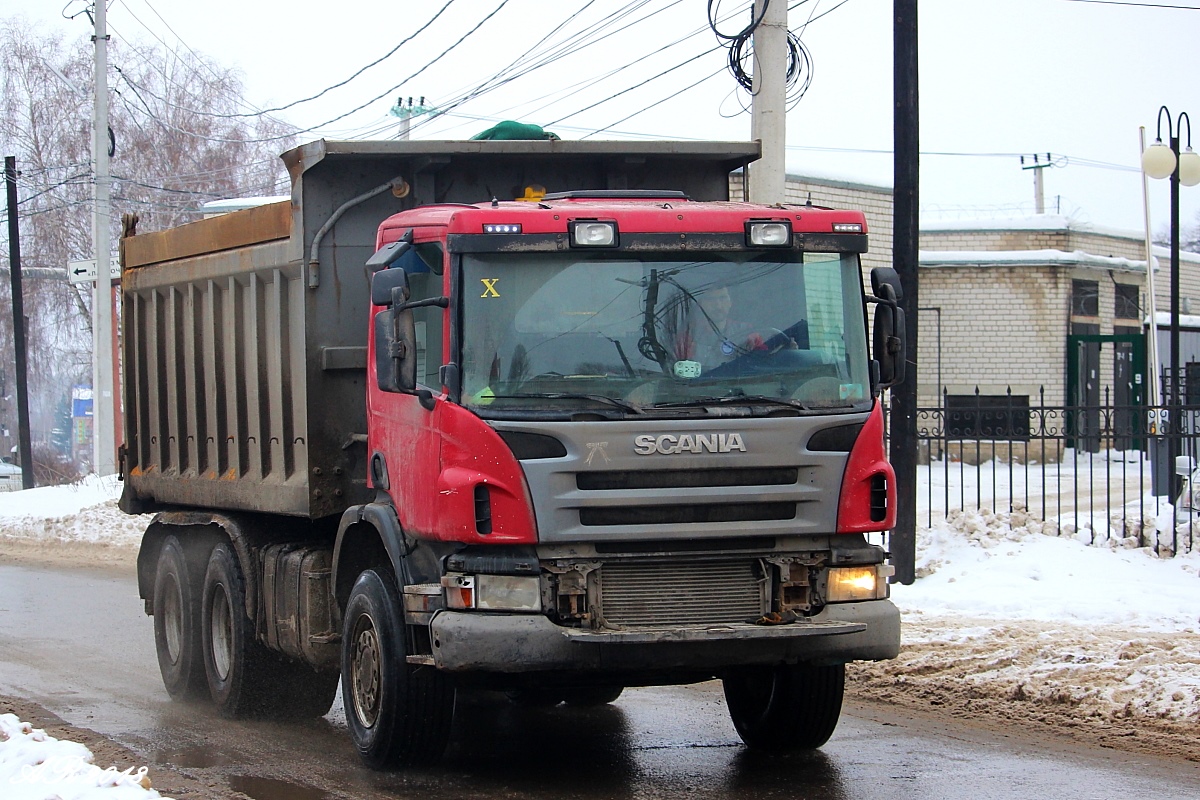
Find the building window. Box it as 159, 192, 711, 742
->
1071, 279, 1099, 317
1114, 284, 1140, 320
944, 394, 1031, 440
1186, 363, 1200, 405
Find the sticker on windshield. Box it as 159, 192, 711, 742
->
840, 383, 864, 401
674, 360, 702, 379
471, 386, 496, 405
480, 278, 500, 298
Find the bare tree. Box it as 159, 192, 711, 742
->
0, 17, 296, 469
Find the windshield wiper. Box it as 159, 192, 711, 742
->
488, 393, 645, 415
651, 395, 809, 411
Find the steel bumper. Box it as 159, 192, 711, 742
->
427, 599, 900, 673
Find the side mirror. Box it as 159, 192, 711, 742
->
374, 305, 417, 393
870, 268, 906, 390
871, 266, 903, 302
371, 267, 410, 307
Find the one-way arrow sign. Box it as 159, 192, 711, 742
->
67, 259, 120, 285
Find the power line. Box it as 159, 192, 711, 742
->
409, 1, 677, 135
1059, 0, 1200, 9
113, 0, 513, 144
117, 0, 458, 119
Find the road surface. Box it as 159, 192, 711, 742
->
2, 561, 1199, 800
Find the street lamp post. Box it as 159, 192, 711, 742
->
1142, 106, 1200, 499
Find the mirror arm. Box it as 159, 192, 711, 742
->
397, 295, 450, 312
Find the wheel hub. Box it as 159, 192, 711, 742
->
162, 575, 182, 663
351, 617, 382, 728
210, 586, 232, 681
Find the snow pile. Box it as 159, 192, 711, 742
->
905, 508, 1200, 630
878, 510, 1200, 746
0, 714, 171, 799
0, 476, 149, 551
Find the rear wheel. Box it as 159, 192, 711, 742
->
152, 536, 207, 700
342, 570, 455, 768
201, 543, 337, 719
723, 663, 845, 750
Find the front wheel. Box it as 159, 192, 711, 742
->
723, 663, 845, 751
342, 570, 455, 768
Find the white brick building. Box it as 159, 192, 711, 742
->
759, 173, 1200, 427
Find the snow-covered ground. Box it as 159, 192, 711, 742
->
1, 467, 1198, 792
1, 714, 168, 800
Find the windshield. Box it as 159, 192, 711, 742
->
460, 251, 871, 416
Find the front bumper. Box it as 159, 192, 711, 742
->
428, 598, 899, 673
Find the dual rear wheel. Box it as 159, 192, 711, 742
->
151, 536, 338, 720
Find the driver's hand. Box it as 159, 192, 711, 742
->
746, 333, 768, 351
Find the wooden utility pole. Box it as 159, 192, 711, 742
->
5, 156, 34, 489
890, 0, 919, 584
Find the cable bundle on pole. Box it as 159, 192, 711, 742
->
708, 0, 812, 108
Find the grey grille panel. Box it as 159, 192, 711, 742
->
599, 559, 765, 627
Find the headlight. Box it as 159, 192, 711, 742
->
569, 220, 618, 247
745, 221, 792, 247
442, 573, 542, 611
826, 564, 893, 602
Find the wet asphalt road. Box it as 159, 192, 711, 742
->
2, 561, 1199, 800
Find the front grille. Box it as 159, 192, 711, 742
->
579, 502, 795, 526
578, 467, 797, 491
598, 559, 766, 627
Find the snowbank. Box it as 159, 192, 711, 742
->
0, 476, 149, 551
0, 714, 170, 800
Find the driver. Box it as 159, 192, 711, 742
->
674, 285, 793, 365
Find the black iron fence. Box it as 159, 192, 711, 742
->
902, 386, 1200, 556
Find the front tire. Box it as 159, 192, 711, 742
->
152, 536, 207, 700
342, 570, 455, 768
723, 663, 845, 750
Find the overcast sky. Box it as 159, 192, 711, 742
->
4, 0, 1199, 235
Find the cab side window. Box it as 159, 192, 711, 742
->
394, 241, 445, 389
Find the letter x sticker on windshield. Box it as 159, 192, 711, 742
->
480, 278, 500, 298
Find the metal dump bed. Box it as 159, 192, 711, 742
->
119, 139, 760, 519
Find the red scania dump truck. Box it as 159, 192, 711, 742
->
118, 139, 905, 768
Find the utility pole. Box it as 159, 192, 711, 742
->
92, 0, 116, 476
1021, 153, 1052, 214
389, 97, 434, 140
748, 0, 787, 204
890, 0, 919, 585
5, 156, 34, 489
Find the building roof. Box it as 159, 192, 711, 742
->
919, 248, 1149, 272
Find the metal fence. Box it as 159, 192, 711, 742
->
904, 386, 1200, 556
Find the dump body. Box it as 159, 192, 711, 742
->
119, 140, 759, 519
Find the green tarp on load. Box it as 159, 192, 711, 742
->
470, 121, 560, 141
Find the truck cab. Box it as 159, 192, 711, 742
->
346, 190, 902, 765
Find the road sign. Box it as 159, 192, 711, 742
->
67, 259, 119, 285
